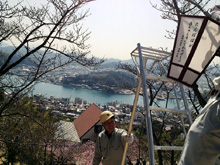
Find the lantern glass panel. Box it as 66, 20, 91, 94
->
189, 20, 220, 72
169, 65, 183, 79
182, 70, 199, 85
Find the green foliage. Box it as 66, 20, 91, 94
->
153, 120, 185, 165
0, 96, 58, 164
130, 125, 148, 162
61, 70, 137, 89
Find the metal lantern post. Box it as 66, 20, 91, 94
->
137, 43, 155, 165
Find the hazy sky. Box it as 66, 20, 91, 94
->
8, 0, 220, 61
83, 0, 176, 60
82, 0, 219, 60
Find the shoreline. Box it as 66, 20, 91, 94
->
36, 80, 135, 95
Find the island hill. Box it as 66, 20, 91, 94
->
60, 70, 137, 94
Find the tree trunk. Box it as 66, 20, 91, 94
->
157, 150, 163, 165
44, 144, 47, 165
192, 84, 207, 108
171, 150, 174, 165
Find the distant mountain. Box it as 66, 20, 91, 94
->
0, 46, 41, 55
104, 58, 120, 63
0, 45, 135, 70
105, 58, 133, 64
0, 46, 16, 54
96, 58, 133, 69
122, 59, 134, 64
0, 46, 36, 67
0, 42, 11, 47
0, 46, 69, 67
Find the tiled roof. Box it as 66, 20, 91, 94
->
73, 103, 102, 138
55, 120, 80, 142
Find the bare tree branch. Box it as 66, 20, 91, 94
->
0, 0, 104, 116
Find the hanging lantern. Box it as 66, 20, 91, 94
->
167, 13, 220, 87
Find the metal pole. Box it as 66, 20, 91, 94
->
160, 61, 189, 135
179, 84, 193, 124
173, 83, 187, 137
121, 76, 142, 165
137, 43, 155, 165
160, 61, 187, 136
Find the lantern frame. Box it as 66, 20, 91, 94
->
167, 15, 220, 87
